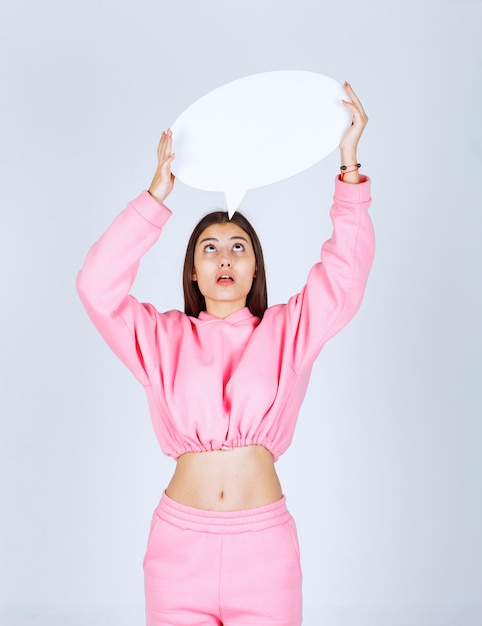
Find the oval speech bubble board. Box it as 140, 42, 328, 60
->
170, 71, 351, 217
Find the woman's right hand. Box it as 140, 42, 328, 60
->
148, 129, 175, 204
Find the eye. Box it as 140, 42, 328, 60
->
203, 244, 216, 253
232, 242, 245, 252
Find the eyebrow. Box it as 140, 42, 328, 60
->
198, 235, 249, 245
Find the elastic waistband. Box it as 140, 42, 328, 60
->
154, 491, 291, 534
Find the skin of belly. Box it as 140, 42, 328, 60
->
165, 445, 283, 511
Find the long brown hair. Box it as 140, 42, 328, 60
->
182, 211, 268, 319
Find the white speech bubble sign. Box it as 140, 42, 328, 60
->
170, 71, 352, 217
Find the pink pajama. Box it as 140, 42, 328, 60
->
143, 492, 302, 625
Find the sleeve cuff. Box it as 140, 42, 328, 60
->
334, 174, 371, 204
128, 190, 173, 229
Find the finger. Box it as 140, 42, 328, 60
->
158, 131, 173, 164
161, 146, 174, 168
341, 99, 361, 120
161, 129, 173, 154
157, 131, 168, 159
342, 99, 368, 127
343, 81, 362, 104
165, 131, 173, 157
343, 82, 367, 118
159, 152, 175, 178
343, 82, 365, 107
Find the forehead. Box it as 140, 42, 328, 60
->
197, 222, 251, 243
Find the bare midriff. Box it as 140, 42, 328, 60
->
166, 445, 283, 511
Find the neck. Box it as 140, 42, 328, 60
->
204, 301, 247, 319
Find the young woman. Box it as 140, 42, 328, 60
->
77, 82, 374, 626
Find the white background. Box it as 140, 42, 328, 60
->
1, 1, 481, 625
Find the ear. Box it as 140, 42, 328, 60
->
192, 269, 197, 281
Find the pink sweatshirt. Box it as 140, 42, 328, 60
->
77, 176, 374, 461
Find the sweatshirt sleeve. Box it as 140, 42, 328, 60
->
286, 175, 375, 374
76, 191, 173, 386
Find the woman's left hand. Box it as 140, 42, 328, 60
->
338, 82, 368, 183
339, 82, 368, 155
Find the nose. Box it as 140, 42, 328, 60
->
219, 252, 231, 267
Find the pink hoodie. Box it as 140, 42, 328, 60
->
77, 176, 374, 461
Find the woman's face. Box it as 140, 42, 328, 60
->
192, 222, 257, 319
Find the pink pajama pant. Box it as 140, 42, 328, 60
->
143, 491, 303, 625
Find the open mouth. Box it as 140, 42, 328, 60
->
217, 274, 234, 284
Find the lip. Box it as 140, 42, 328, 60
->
216, 271, 235, 284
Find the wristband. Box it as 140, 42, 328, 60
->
340, 163, 361, 181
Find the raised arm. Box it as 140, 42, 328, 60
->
285, 83, 375, 373
76, 132, 176, 385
